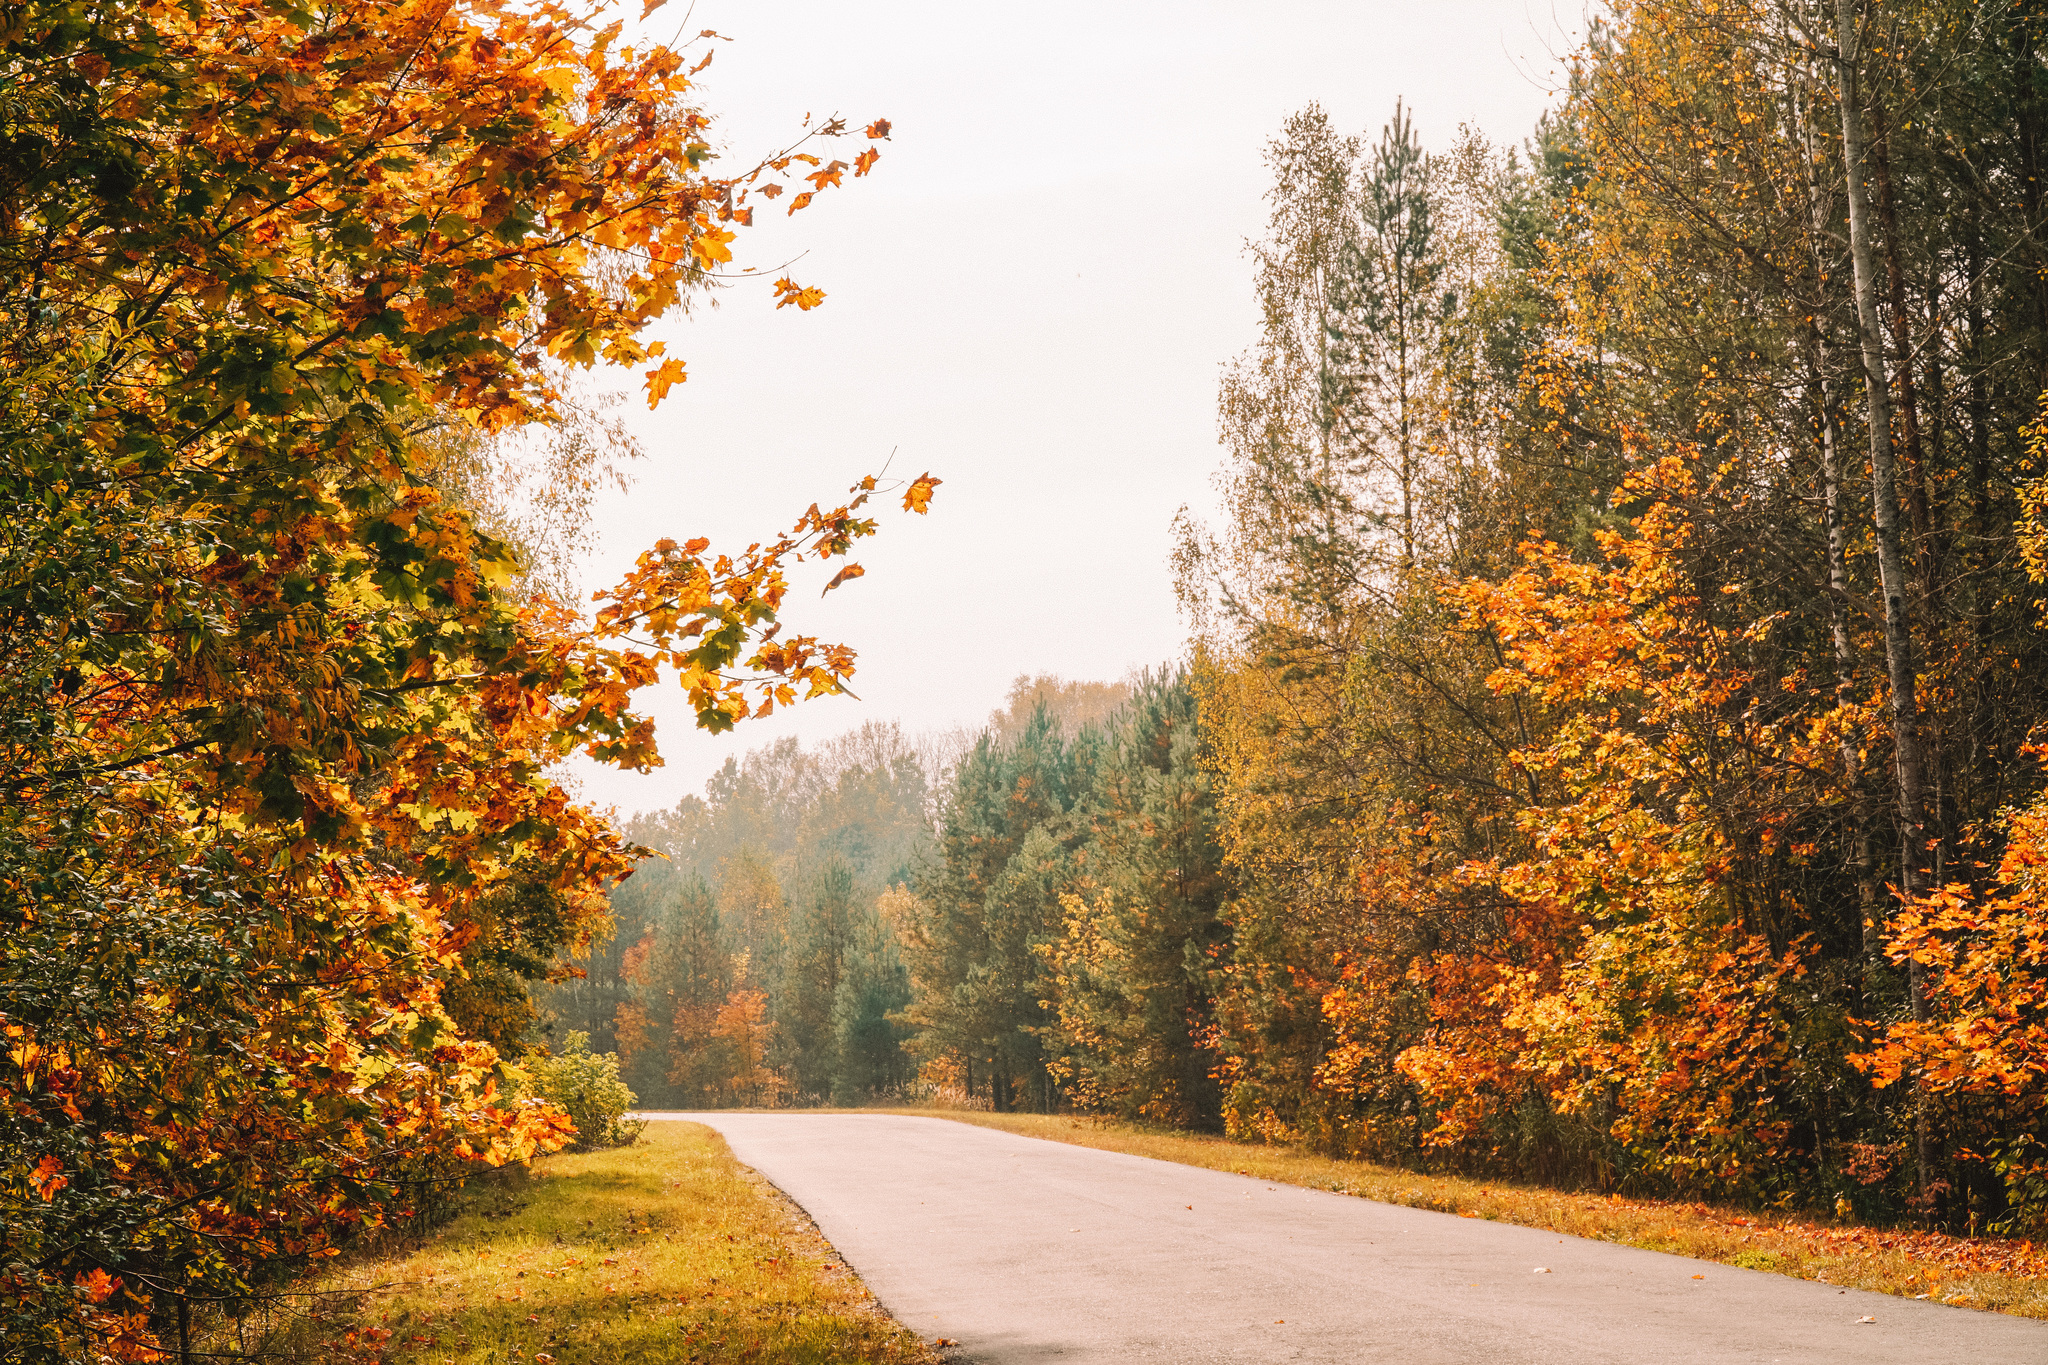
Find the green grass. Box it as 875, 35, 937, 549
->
253, 1122, 937, 1365
867, 1107, 2048, 1319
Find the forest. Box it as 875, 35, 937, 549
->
587, 0, 2048, 1239
8, 0, 2048, 1359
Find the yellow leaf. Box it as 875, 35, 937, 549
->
690, 229, 734, 268
644, 358, 687, 408
772, 277, 826, 311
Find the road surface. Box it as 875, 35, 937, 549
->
646, 1112, 2048, 1364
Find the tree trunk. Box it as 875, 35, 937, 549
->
1835, 0, 1932, 1204
2009, 13, 2048, 392
1811, 349, 1878, 940
1871, 98, 1955, 886
1795, 71, 1878, 948
1867, 97, 1936, 582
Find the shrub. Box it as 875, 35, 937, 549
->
530, 1032, 647, 1150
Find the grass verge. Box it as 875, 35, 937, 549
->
870, 1107, 2048, 1320
253, 1121, 937, 1365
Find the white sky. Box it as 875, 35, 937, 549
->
565, 0, 1578, 816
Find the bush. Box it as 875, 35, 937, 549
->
530, 1032, 647, 1150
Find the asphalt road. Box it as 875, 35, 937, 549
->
646, 1112, 2048, 1364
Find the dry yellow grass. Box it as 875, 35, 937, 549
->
877, 1107, 2048, 1320
247, 1121, 937, 1365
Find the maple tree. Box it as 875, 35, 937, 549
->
0, 0, 932, 1354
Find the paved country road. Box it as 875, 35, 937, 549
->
645, 1113, 2048, 1364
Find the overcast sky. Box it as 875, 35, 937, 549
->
564, 0, 1579, 816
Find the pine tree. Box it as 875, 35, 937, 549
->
614, 873, 732, 1107
1323, 100, 1444, 571
832, 893, 918, 1103
1042, 671, 1230, 1128
898, 707, 1094, 1111
780, 860, 858, 1100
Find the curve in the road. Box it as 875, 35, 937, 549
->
645, 1113, 2048, 1364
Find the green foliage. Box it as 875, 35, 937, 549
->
833, 902, 918, 1104
529, 1034, 646, 1152
896, 708, 1096, 1112
896, 671, 1229, 1124
1040, 671, 1229, 1129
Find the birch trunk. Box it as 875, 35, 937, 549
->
1835, 0, 1933, 1204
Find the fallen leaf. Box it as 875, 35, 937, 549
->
1691, 1274, 1705, 1280
1856, 1316, 1876, 1324
1534, 1267, 1551, 1274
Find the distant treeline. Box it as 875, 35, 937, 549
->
545, 721, 933, 1108
547, 670, 1227, 1122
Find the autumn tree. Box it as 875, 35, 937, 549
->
614, 869, 735, 1106
0, 0, 931, 1352
1170, 0, 2048, 1230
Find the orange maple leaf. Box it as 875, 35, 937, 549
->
31, 1156, 67, 1201
643, 359, 687, 408
689, 228, 734, 268
902, 473, 941, 515
865, 118, 892, 139
75, 1269, 121, 1304
821, 564, 865, 595
785, 191, 814, 216
853, 148, 880, 177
